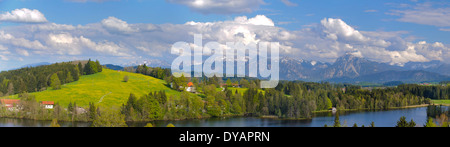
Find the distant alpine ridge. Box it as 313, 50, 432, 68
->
20, 62, 51, 68
120, 59, 171, 68
103, 53, 449, 83
280, 53, 449, 83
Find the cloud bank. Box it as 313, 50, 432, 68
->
166, 0, 266, 14
388, 2, 450, 30
0, 11, 448, 70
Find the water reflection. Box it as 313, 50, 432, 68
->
1, 106, 447, 127
0, 118, 91, 127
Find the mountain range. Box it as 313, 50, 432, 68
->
102, 53, 450, 84
120, 59, 171, 68
279, 53, 449, 83
7, 62, 52, 71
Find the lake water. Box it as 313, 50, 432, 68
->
0, 106, 442, 127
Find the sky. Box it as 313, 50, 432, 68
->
0, 0, 449, 71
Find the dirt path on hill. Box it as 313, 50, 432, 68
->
98, 92, 112, 103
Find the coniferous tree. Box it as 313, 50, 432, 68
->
409, 119, 416, 127
84, 59, 92, 75
66, 71, 74, 83
72, 102, 77, 121
72, 66, 80, 81
90, 60, 98, 74
50, 119, 61, 127
78, 62, 83, 75
68, 102, 73, 113
7, 81, 13, 96
333, 112, 341, 127
96, 60, 102, 72
396, 116, 416, 127
425, 117, 437, 127
226, 79, 232, 87
91, 109, 127, 127
89, 102, 97, 120
82, 59, 102, 75
50, 73, 61, 90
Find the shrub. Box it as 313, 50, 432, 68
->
123, 75, 129, 82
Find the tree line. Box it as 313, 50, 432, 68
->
117, 78, 436, 120
392, 84, 449, 100
0, 59, 102, 96
125, 64, 171, 80
0, 92, 129, 127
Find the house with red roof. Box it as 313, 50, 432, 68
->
187, 82, 194, 87
0, 99, 21, 111
40, 101, 54, 109
186, 82, 196, 93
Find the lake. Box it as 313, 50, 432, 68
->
0, 106, 442, 127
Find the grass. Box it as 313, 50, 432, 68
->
432, 100, 450, 106
227, 87, 265, 95
4, 69, 180, 108
227, 87, 247, 94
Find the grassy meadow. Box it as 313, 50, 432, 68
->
227, 87, 265, 95
4, 69, 180, 108
432, 100, 450, 106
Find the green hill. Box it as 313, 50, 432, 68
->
8, 68, 180, 108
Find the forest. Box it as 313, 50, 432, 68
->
0, 59, 101, 96
121, 69, 443, 120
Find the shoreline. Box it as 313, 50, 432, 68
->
0, 103, 444, 124
260, 104, 434, 120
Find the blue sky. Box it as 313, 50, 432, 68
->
1, 0, 447, 41
0, 0, 449, 71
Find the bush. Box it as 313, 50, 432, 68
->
123, 75, 129, 82
50, 119, 61, 127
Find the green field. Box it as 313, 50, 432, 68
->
227, 87, 247, 94
432, 100, 450, 105
4, 69, 180, 108
227, 87, 265, 95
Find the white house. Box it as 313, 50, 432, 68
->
186, 82, 196, 93
41, 101, 54, 109
0, 99, 21, 111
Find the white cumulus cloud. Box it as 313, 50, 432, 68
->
16, 49, 30, 57
101, 16, 138, 34
0, 31, 46, 50
0, 14, 448, 70
320, 18, 369, 43
234, 15, 275, 26
166, 0, 266, 14
0, 8, 48, 23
